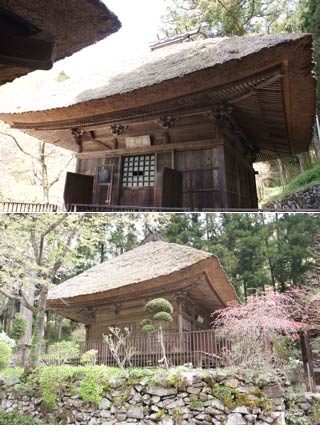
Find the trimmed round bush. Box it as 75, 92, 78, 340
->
153, 311, 173, 323
144, 298, 173, 315
142, 324, 155, 334
0, 341, 12, 370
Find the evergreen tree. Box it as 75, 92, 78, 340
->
161, 0, 299, 38
296, 0, 320, 113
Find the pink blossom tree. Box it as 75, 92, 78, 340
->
212, 289, 307, 339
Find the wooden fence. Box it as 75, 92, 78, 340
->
41, 330, 232, 369
67, 204, 192, 212
0, 202, 58, 213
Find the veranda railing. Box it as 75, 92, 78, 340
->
0, 202, 58, 212
41, 329, 232, 369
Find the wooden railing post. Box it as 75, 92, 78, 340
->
300, 331, 316, 392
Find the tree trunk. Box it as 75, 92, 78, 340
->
29, 285, 48, 369
298, 154, 305, 173
158, 326, 169, 370
243, 280, 248, 300
277, 159, 286, 187
315, 114, 320, 159
39, 142, 50, 204
4, 299, 15, 333
57, 316, 63, 340
44, 310, 52, 353
20, 270, 36, 366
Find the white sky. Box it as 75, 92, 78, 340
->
0, 0, 168, 98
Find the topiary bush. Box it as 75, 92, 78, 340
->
142, 298, 174, 370
0, 342, 12, 370
144, 298, 173, 315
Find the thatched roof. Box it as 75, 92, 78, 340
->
47, 241, 237, 308
0, 33, 315, 160
0, 0, 121, 85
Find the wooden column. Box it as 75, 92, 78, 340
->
300, 331, 316, 392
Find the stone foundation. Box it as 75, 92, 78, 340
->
0, 369, 288, 425
264, 184, 320, 210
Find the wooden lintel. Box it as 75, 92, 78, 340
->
0, 33, 56, 70
76, 138, 223, 159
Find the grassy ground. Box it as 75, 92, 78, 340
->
261, 160, 320, 206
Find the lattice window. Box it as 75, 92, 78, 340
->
122, 154, 155, 187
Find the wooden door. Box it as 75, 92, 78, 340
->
161, 167, 183, 208
64, 172, 94, 210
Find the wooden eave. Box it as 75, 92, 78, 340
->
47, 256, 238, 323
0, 0, 121, 85
1, 35, 315, 161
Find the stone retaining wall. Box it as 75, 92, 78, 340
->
0, 370, 288, 425
264, 184, 320, 210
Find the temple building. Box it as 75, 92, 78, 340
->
0, 33, 316, 210
47, 239, 238, 367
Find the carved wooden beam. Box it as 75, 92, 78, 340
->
71, 128, 84, 153
110, 124, 128, 136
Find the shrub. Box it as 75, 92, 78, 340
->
285, 161, 320, 193
38, 366, 74, 408
79, 367, 109, 404
80, 349, 98, 366
0, 331, 16, 348
0, 342, 12, 370
144, 298, 173, 315
9, 313, 28, 342
43, 341, 80, 364
0, 410, 40, 425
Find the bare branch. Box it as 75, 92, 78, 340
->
0, 287, 37, 313
0, 132, 35, 159
38, 215, 69, 265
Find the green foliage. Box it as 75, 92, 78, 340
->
161, 0, 299, 38
9, 313, 27, 342
140, 318, 152, 327
79, 367, 110, 404
212, 383, 235, 409
80, 349, 98, 366
189, 400, 205, 408
153, 311, 173, 322
0, 342, 12, 371
71, 325, 86, 344
142, 324, 155, 334
284, 161, 320, 194
285, 405, 309, 425
43, 340, 80, 364
144, 298, 173, 315
38, 366, 74, 408
0, 410, 40, 425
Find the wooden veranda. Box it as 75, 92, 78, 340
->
42, 329, 231, 369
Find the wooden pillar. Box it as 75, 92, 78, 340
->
300, 331, 316, 392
